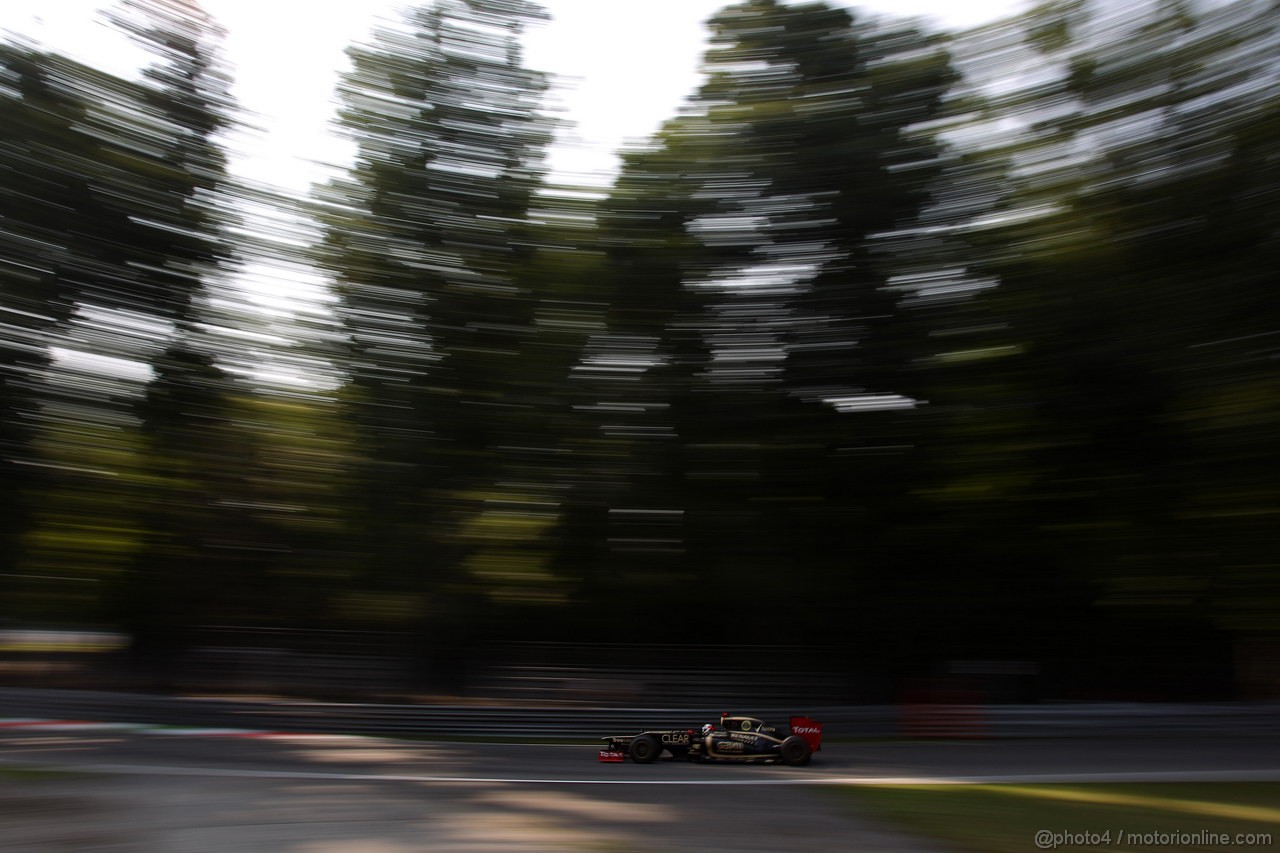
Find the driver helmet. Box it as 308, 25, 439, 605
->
701, 723, 714, 736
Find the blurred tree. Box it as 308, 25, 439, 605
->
551, 121, 718, 638
104, 0, 240, 668
4, 0, 1272, 700
1058, 0, 1279, 695
96, 0, 236, 325
0, 43, 95, 600
199, 182, 366, 632
315, 0, 556, 682
2, 2, 240, 663
915, 0, 1280, 695
547, 1, 965, 653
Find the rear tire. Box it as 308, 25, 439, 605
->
780, 735, 811, 767
630, 734, 660, 764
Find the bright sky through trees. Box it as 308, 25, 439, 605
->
0, 0, 1025, 192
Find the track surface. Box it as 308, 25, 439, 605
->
3, 730, 1279, 851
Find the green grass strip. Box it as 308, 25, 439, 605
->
836, 782, 1279, 852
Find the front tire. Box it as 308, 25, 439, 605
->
630, 734, 660, 764
780, 735, 811, 767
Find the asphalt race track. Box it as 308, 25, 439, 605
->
2, 729, 1279, 851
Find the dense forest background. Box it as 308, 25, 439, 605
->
2, 0, 1277, 700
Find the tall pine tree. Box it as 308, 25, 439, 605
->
316, 0, 555, 680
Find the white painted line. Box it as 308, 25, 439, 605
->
7, 761, 1278, 786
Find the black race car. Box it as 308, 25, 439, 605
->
599, 712, 822, 766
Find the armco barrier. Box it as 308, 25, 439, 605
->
0, 688, 1277, 739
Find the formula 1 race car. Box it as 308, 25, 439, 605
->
599, 713, 822, 766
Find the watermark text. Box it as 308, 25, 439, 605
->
1035, 829, 1273, 849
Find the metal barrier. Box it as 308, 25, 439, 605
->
1, 688, 1278, 739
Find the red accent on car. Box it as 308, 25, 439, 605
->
789, 716, 823, 752
598, 749, 627, 763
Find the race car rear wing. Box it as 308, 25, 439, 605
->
789, 715, 822, 752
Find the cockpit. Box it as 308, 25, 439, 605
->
721, 716, 766, 733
